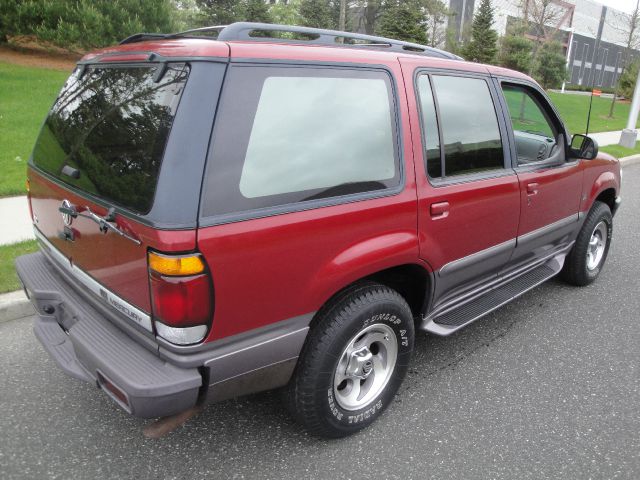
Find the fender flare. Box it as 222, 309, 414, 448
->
305, 231, 427, 311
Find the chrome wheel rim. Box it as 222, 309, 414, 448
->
333, 323, 398, 411
586, 221, 607, 271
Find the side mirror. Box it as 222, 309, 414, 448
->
570, 134, 598, 160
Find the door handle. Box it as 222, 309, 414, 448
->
526, 182, 539, 195
430, 201, 450, 219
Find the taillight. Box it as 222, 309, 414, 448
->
148, 251, 213, 345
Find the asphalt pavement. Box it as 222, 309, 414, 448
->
2, 165, 639, 480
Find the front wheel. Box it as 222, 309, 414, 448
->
285, 283, 414, 438
562, 201, 612, 286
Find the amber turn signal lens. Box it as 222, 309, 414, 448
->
148, 252, 205, 276
25, 179, 30, 193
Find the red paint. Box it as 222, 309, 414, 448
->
81, 39, 230, 62
193, 50, 422, 341
30, 38, 621, 345
98, 53, 153, 63
515, 162, 583, 237
399, 57, 520, 273
28, 169, 196, 314
581, 154, 621, 213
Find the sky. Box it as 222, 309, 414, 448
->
600, 0, 638, 14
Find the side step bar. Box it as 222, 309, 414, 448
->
421, 255, 564, 336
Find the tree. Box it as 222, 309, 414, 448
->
173, 0, 202, 31
355, 0, 385, 35
607, 0, 640, 117
0, 0, 177, 51
300, 0, 335, 29
619, 61, 639, 100
270, 0, 303, 25
424, 0, 452, 48
522, 0, 566, 75
462, 0, 498, 63
534, 41, 566, 88
195, 0, 243, 24
196, 0, 272, 25
498, 31, 533, 73
244, 0, 272, 23
377, 1, 427, 44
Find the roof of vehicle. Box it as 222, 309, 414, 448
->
80, 22, 533, 84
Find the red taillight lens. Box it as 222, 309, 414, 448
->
150, 272, 211, 327
148, 251, 213, 345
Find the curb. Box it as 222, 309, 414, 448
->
620, 154, 640, 167
0, 290, 34, 324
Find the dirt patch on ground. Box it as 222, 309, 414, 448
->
0, 45, 80, 71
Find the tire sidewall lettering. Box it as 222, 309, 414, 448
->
325, 307, 412, 426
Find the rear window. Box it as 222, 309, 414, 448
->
201, 65, 400, 219
32, 63, 189, 213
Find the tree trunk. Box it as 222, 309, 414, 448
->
364, 3, 377, 35
339, 0, 346, 31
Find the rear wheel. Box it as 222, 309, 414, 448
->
285, 283, 414, 438
562, 201, 612, 286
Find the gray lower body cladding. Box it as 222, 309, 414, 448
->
15, 251, 311, 418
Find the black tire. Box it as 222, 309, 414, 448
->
285, 283, 414, 438
561, 201, 612, 286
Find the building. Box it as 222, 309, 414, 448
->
447, 0, 639, 89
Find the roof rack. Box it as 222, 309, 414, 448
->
120, 22, 462, 61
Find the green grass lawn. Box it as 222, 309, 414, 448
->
547, 92, 630, 135
0, 62, 69, 197
0, 240, 38, 293
600, 142, 640, 158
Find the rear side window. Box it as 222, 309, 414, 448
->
416, 74, 504, 178
201, 66, 400, 219
416, 75, 441, 178
32, 63, 189, 213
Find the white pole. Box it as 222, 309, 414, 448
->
561, 28, 574, 94
619, 67, 640, 147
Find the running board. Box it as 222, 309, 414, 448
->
421, 256, 563, 336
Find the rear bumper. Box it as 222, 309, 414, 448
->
16, 252, 202, 418
15, 250, 312, 417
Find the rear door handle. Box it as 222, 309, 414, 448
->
430, 201, 450, 219
526, 182, 539, 195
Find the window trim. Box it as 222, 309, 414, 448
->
198, 62, 406, 227
494, 77, 574, 172
414, 69, 512, 187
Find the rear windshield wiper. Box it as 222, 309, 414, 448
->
58, 204, 141, 245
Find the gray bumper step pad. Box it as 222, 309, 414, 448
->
16, 252, 202, 418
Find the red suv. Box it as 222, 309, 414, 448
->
16, 23, 621, 438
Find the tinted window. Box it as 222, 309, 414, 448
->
432, 76, 504, 177
502, 84, 558, 165
502, 86, 554, 138
416, 75, 441, 178
32, 64, 189, 213
201, 66, 400, 218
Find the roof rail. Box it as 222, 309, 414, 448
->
120, 22, 462, 61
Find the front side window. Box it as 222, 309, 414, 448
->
201, 66, 400, 218
501, 84, 559, 165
